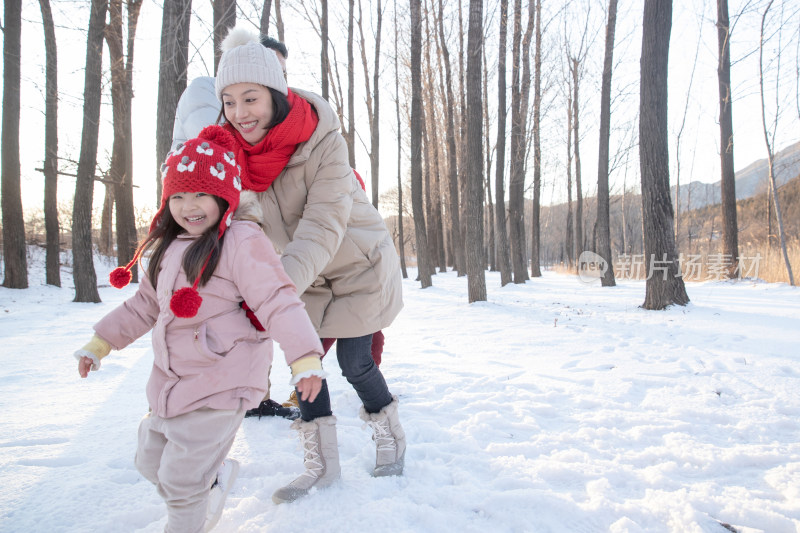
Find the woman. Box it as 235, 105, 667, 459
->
215, 27, 405, 504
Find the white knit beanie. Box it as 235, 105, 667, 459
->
215, 26, 288, 100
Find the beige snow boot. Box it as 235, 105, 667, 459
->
271, 415, 340, 504
359, 396, 406, 477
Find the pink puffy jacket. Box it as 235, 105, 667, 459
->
94, 220, 323, 418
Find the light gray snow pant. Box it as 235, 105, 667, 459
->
135, 406, 245, 533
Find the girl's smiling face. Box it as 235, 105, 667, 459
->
169, 192, 221, 236
221, 83, 274, 145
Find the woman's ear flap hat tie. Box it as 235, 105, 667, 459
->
109, 125, 242, 318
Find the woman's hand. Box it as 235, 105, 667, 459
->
295, 375, 322, 403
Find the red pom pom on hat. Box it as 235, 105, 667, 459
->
197, 125, 237, 152
109, 266, 133, 288
170, 287, 203, 318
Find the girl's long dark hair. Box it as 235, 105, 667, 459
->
216, 87, 291, 132
141, 196, 229, 290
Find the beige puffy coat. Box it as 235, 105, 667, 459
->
252, 88, 403, 338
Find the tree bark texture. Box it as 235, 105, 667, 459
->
495, 0, 512, 286
716, 0, 739, 278
571, 57, 584, 261
213, 0, 237, 74
107, 0, 142, 282
321, 0, 329, 100
2, 0, 28, 289
596, 0, 617, 287
466, 0, 487, 302
347, 0, 356, 168
40, 0, 60, 287
410, 0, 432, 287
260, 0, 272, 36
72, 0, 109, 302
437, 0, 466, 276
508, 0, 527, 283
156, 0, 192, 204
394, 0, 407, 278
639, 0, 689, 309
529, 0, 542, 277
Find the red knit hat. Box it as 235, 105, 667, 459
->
109, 125, 243, 318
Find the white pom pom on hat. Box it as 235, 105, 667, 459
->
215, 26, 288, 100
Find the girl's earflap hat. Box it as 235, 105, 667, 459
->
215, 26, 288, 101
109, 125, 243, 318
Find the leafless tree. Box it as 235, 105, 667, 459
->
495, 0, 512, 285
321, 0, 328, 99
639, 0, 689, 309
214, 0, 236, 73
2, 0, 27, 288
357, 0, 383, 208
411, 0, 432, 287
73, 0, 109, 302
394, 0, 408, 278
107, 0, 142, 281
347, 0, 356, 167
758, 0, 794, 285
596, 0, 617, 287
274, 0, 284, 42
260, 0, 272, 35
39, 0, 60, 286
466, 0, 487, 302
508, 0, 534, 283
437, 0, 466, 276
155, 0, 192, 204
529, 0, 543, 277
716, 0, 740, 278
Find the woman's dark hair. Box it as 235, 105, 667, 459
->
217, 87, 291, 132
142, 195, 229, 290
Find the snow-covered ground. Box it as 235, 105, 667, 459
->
1, 252, 799, 533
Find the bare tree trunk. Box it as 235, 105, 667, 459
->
717, 0, 739, 278
274, 0, 284, 42
411, 0, 432, 287
495, 0, 512, 286
466, 0, 487, 302
320, 0, 328, 100
100, 187, 114, 257
508, 0, 526, 282
437, 0, 466, 276
483, 46, 495, 272
394, 0, 407, 278
758, 0, 794, 286
214, 0, 237, 74
639, 0, 689, 309
596, 0, 617, 287
73, 0, 109, 303
529, 0, 542, 277
571, 57, 584, 260
40, 0, 60, 286
357, 0, 382, 208
156, 0, 192, 204
260, 0, 273, 35
565, 79, 574, 269
2, 0, 27, 289
347, 0, 356, 167
107, 0, 142, 282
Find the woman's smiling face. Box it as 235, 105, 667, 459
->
221, 83, 274, 145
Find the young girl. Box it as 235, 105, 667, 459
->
73, 125, 326, 532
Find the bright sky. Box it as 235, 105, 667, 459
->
6, 0, 800, 221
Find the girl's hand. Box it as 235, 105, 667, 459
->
295, 375, 322, 403
78, 356, 95, 378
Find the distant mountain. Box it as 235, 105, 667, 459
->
671, 140, 800, 211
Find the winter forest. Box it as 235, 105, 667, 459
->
2, 1, 800, 532
1, 0, 799, 305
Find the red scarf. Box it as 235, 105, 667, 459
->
225, 89, 319, 192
